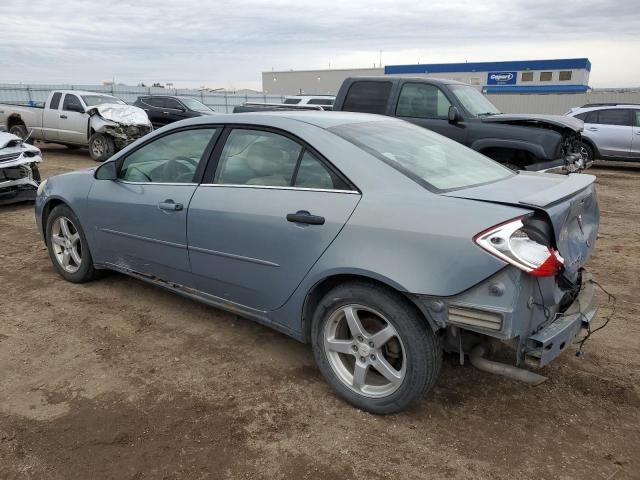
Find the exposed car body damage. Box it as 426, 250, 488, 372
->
0, 131, 42, 205
87, 104, 153, 150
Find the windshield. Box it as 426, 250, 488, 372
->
448, 85, 500, 116
330, 120, 512, 191
180, 98, 213, 113
81, 95, 125, 106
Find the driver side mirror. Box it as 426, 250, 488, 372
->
448, 106, 460, 124
95, 161, 117, 180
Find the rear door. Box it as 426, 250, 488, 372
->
58, 93, 89, 144
585, 108, 633, 158
88, 127, 219, 283
42, 92, 62, 141
394, 82, 467, 144
187, 127, 360, 311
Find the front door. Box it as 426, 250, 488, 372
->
58, 93, 89, 145
394, 82, 467, 144
164, 98, 190, 124
88, 127, 219, 283
187, 128, 360, 311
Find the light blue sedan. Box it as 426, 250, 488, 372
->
36, 112, 600, 413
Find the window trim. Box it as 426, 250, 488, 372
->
394, 81, 454, 120
201, 125, 359, 193
115, 125, 223, 185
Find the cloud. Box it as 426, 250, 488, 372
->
0, 0, 638, 89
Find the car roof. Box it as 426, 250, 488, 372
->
57, 90, 118, 96
345, 75, 467, 85
572, 104, 640, 113
173, 110, 392, 129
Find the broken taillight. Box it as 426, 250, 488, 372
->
474, 217, 564, 277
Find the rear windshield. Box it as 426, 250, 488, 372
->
330, 120, 513, 191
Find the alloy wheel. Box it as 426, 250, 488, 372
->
91, 137, 106, 157
323, 304, 406, 398
50, 216, 82, 273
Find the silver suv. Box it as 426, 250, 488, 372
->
566, 103, 640, 162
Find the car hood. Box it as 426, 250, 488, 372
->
0, 131, 42, 167
86, 103, 151, 127
481, 113, 583, 132
444, 172, 599, 279
0, 131, 25, 149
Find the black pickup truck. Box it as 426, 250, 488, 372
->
333, 77, 587, 171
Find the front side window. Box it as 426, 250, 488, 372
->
448, 84, 501, 116
165, 98, 183, 110
330, 119, 512, 191
635, 110, 640, 127
594, 109, 632, 127
180, 97, 212, 113
343, 81, 392, 114
63, 94, 83, 112
396, 83, 452, 119
214, 129, 351, 190
119, 128, 216, 183
307, 98, 334, 106
283, 98, 302, 105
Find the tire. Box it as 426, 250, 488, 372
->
45, 204, 99, 283
311, 281, 442, 414
579, 141, 595, 163
9, 124, 34, 144
88, 133, 115, 162
31, 163, 41, 182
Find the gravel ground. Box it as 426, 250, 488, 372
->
1, 144, 639, 480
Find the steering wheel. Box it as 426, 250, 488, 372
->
161, 157, 198, 183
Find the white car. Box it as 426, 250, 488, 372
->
282, 95, 335, 109
0, 131, 42, 205
566, 103, 640, 162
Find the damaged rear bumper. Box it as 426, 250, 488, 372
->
524, 273, 597, 368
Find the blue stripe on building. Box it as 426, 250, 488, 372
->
384, 58, 591, 75
484, 85, 590, 94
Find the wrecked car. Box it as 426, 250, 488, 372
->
0, 90, 152, 161
0, 131, 42, 205
36, 112, 600, 414
333, 76, 589, 173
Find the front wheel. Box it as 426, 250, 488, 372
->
46, 204, 99, 283
88, 133, 115, 162
579, 141, 595, 163
311, 282, 442, 414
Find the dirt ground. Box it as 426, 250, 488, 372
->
1, 143, 639, 480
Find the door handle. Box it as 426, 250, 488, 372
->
158, 199, 183, 211
163, 111, 169, 115
286, 210, 325, 225
60, 114, 67, 119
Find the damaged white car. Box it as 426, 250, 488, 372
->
0, 131, 42, 205
0, 90, 152, 162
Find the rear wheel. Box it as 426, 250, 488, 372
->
311, 281, 442, 414
88, 133, 115, 162
46, 204, 99, 283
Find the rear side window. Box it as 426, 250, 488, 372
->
294, 151, 349, 190
635, 111, 640, 127
573, 112, 588, 121
593, 109, 632, 126
49, 92, 62, 110
146, 97, 165, 107
396, 83, 452, 119
342, 81, 392, 114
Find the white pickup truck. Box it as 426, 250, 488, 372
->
0, 90, 153, 161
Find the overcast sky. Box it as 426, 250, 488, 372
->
1, 0, 638, 90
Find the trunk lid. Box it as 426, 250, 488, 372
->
444, 171, 599, 279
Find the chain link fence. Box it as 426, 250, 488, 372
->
0, 84, 286, 113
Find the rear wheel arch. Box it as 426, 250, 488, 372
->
301, 273, 439, 343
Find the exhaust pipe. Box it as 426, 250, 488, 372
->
469, 345, 547, 385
